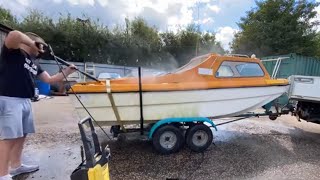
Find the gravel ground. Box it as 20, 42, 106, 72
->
15, 97, 320, 180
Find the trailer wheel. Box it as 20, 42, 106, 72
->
269, 114, 278, 120
152, 125, 184, 154
185, 123, 196, 139
186, 124, 213, 152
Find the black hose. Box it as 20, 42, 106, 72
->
49, 45, 112, 141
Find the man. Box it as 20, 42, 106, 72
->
0, 30, 76, 180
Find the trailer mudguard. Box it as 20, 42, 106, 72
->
148, 117, 217, 139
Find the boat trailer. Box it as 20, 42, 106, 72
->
106, 64, 294, 154
109, 98, 293, 155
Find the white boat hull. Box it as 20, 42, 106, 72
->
69, 86, 289, 125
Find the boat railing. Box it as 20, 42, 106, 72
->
224, 54, 249, 58
261, 57, 290, 79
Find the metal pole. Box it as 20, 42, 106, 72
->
195, 2, 200, 56
273, 58, 282, 79
261, 57, 290, 79
138, 67, 144, 135
47, 44, 99, 81
54, 55, 100, 82
261, 57, 290, 62
271, 58, 280, 78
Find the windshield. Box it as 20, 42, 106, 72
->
98, 73, 121, 79
170, 54, 211, 74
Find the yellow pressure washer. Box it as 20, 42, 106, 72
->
70, 117, 111, 180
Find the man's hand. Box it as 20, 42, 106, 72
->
30, 41, 45, 54
64, 64, 77, 76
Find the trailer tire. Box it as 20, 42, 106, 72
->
269, 114, 278, 120
152, 125, 184, 154
186, 124, 213, 152
185, 123, 196, 139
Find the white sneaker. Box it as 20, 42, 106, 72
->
0, 174, 12, 180
10, 164, 39, 177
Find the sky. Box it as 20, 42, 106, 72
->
0, 0, 260, 50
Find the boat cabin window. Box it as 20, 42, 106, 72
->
216, 61, 264, 78
216, 65, 234, 77
236, 63, 264, 77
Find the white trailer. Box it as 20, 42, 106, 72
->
287, 75, 320, 124
261, 57, 320, 124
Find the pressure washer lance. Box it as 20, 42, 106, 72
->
46, 44, 112, 141
47, 45, 100, 82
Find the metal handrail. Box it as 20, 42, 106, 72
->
224, 54, 249, 58
261, 57, 290, 79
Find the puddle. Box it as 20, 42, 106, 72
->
15, 144, 81, 180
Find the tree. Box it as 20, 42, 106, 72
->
199, 32, 225, 56
127, 17, 163, 66
0, 6, 225, 69
0, 6, 18, 28
17, 10, 112, 63
315, 33, 320, 57
231, 0, 320, 57
161, 25, 225, 67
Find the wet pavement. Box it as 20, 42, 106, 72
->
15, 97, 320, 180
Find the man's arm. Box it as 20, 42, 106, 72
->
38, 66, 76, 84
4, 30, 39, 51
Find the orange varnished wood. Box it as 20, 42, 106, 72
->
70, 54, 288, 93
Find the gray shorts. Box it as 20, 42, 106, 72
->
0, 96, 35, 140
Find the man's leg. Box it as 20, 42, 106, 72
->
0, 139, 15, 176
9, 99, 38, 177
9, 137, 25, 169
0, 96, 22, 179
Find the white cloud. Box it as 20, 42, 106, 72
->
117, 0, 200, 32
122, 0, 175, 14
207, 4, 220, 13
53, 0, 63, 3
2, 0, 218, 33
0, 0, 27, 17
195, 17, 214, 25
0, 0, 224, 34
202, 17, 213, 24
167, 16, 181, 33
215, 26, 239, 50
17, 0, 29, 6
67, 0, 94, 6
195, 0, 211, 3
97, 0, 108, 7
179, 4, 194, 25
311, 5, 320, 32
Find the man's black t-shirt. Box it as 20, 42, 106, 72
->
0, 44, 44, 98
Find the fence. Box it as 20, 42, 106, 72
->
261, 53, 320, 78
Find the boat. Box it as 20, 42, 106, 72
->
68, 53, 289, 126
